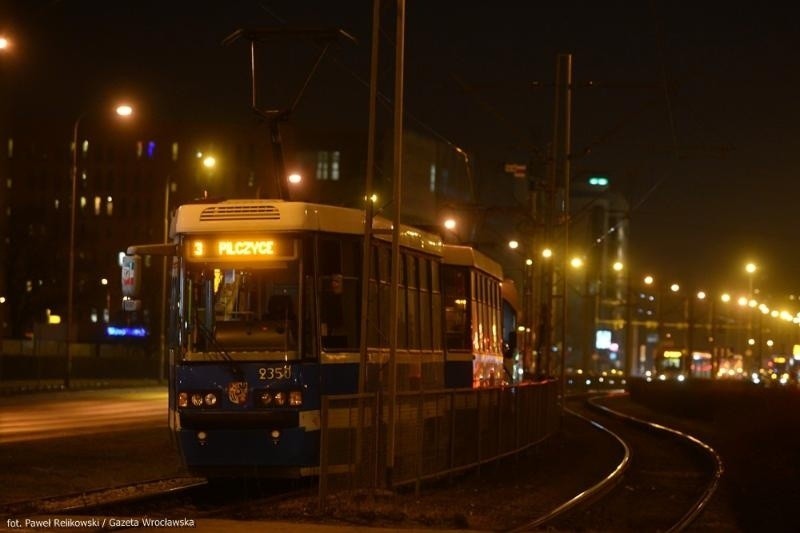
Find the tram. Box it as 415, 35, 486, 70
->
441, 244, 508, 388
123, 198, 554, 478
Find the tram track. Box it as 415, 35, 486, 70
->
0, 476, 208, 518
511, 391, 723, 532
1, 474, 315, 526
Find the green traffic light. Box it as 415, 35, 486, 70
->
588, 176, 609, 187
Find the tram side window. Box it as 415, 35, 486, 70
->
418, 257, 432, 350
319, 237, 360, 351
398, 256, 408, 349
431, 261, 442, 350
406, 254, 420, 350
367, 245, 381, 347
443, 266, 469, 350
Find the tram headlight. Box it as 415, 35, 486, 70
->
289, 390, 303, 406
273, 391, 286, 406
259, 392, 273, 406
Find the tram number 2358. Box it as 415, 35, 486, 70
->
258, 366, 292, 380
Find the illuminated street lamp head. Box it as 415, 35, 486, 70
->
738, 296, 748, 306
115, 104, 133, 117
570, 257, 583, 269
644, 275, 654, 285
288, 172, 302, 184
721, 293, 731, 303
525, 258, 533, 266
508, 240, 519, 250
203, 156, 216, 169
670, 283, 680, 293
542, 248, 553, 259
697, 291, 706, 300
443, 218, 456, 230
612, 261, 624, 272
0, 36, 9, 50
745, 262, 757, 274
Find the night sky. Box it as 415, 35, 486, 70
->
3, 1, 800, 297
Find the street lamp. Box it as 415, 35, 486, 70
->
66, 103, 134, 387
745, 262, 757, 296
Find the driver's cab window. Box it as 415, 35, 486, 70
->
185, 265, 300, 356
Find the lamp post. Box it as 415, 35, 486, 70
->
66, 104, 133, 388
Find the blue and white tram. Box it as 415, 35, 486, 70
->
128, 199, 456, 477
441, 244, 507, 387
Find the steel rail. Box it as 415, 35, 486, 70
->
587, 392, 724, 532
0, 476, 207, 517
505, 404, 631, 532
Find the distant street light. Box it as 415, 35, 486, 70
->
66, 103, 134, 388
745, 262, 758, 297
288, 172, 302, 184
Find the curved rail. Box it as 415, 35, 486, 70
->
587, 392, 724, 532
506, 405, 631, 532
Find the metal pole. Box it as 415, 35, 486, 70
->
386, 0, 405, 488
357, 0, 382, 491
159, 177, 170, 383
359, 0, 381, 399
66, 114, 84, 389
554, 53, 572, 411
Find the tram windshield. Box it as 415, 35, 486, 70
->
181, 260, 302, 361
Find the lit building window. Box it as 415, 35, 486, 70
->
26, 280, 32, 293
331, 151, 340, 181
171, 142, 179, 161
94, 196, 102, 216
82, 140, 89, 155
316, 151, 329, 180
80, 196, 87, 209
106, 196, 113, 216
81, 170, 87, 182
315, 150, 341, 181
6, 178, 11, 189
136, 141, 143, 159
7, 138, 13, 158
54, 198, 60, 209
429, 164, 436, 192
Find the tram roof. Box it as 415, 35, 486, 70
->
441, 244, 503, 280
173, 199, 443, 256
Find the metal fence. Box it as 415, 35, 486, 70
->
319, 379, 559, 500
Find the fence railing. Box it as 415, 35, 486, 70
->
319, 379, 559, 501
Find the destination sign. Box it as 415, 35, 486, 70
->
186, 237, 296, 262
